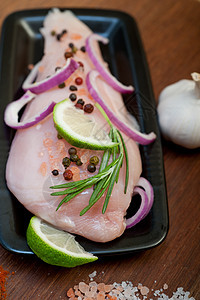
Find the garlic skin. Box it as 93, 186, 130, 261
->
157, 73, 200, 149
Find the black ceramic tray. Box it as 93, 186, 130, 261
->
0, 8, 168, 256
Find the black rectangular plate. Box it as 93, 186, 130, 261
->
0, 8, 168, 256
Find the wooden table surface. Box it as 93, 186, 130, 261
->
0, 0, 200, 299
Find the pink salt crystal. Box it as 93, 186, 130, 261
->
104, 284, 114, 293
140, 286, 149, 296
97, 283, 105, 292
79, 282, 89, 294
97, 291, 105, 300
163, 283, 168, 290
138, 283, 142, 290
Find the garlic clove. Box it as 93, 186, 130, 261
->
157, 74, 200, 149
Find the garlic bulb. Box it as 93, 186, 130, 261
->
157, 72, 200, 149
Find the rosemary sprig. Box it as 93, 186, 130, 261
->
50, 105, 129, 215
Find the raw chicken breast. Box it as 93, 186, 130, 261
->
6, 9, 142, 242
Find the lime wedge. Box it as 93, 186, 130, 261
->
26, 216, 98, 267
53, 99, 117, 150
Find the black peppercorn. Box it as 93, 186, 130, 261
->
87, 164, 96, 173
69, 93, 77, 101
68, 147, 77, 155
52, 169, 59, 176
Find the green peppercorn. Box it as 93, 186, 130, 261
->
58, 82, 65, 89
76, 159, 83, 166
87, 164, 96, 173
68, 147, 77, 155
70, 154, 79, 162
89, 156, 99, 165
62, 157, 71, 168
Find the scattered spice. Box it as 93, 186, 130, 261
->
58, 82, 65, 89
0, 265, 9, 300
80, 46, 86, 52
84, 103, 94, 113
69, 93, 77, 102
78, 61, 84, 68
62, 157, 71, 168
89, 156, 99, 165
70, 154, 79, 162
87, 164, 96, 173
63, 169, 73, 180
57, 29, 67, 41
68, 147, 77, 155
75, 77, 83, 85
69, 85, 78, 91
52, 169, 59, 176
77, 99, 85, 106
75, 103, 84, 110
64, 51, 73, 60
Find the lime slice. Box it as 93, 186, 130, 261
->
53, 99, 117, 150
26, 216, 98, 267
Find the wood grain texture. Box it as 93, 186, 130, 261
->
0, 0, 200, 299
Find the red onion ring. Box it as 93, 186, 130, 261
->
86, 70, 156, 145
126, 187, 149, 228
85, 34, 134, 94
22, 58, 79, 94
4, 90, 56, 129
126, 177, 154, 229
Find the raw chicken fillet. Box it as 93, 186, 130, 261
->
6, 9, 142, 242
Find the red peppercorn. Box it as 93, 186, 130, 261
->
84, 103, 94, 113
64, 51, 73, 60
75, 103, 83, 109
63, 169, 73, 181
75, 77, 83, 85
78, 61, 84, 68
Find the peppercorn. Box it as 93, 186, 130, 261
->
68, 147, 77, 155
69, 85, 78, 91
55, 66, 61, 72
75, 103, 84, 110
62, 29, 67, 35
69, 42, 74, 48
89, 156, 99, 165
62, 157, 71, 168
78, 61, 84, 68
70, 154, 79, 162
77, 99, 85, 106
87, 164, 96, 173
56, 33, 62, 41
69, 93, 77, 101
63, 169, 73, 180
58, 82, 65, 89
76, 159, 83, 166
52, 169, 59, 176
64, 51, 73, 60
80, 46, 86, 52
51, 30, 56, 36
75, 77, 83, 85
84, 103, 94, 113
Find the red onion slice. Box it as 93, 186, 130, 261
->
4, 90, 56, 129
126, 177, 154, 229
85, 34, 134, 94
86, 70, 156, 145
126, 187, 149, 228
22, 58, 79, 94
